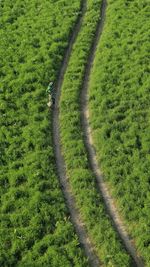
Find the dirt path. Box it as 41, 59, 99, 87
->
80, 1, 144, 267
52, 1, 100, 266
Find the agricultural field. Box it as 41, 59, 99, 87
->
89, 0, 150, 265
0, 0, 88, 266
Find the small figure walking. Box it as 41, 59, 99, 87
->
46, 81, 55, 107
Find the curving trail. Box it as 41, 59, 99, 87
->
52, 1, 100, 266
52, 0, 144, 265
80, 0, 144, 267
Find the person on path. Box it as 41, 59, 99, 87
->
46, 81, 55, 106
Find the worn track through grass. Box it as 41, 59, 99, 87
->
52, 1, 100, 266
80, 0, 144, 266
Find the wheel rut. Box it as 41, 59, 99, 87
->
52, 1, 100, 266
80, 0, 144, 267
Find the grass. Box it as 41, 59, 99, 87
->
89, 0, 150, 265
59, 0, 134, 266
0, 0, 88, 266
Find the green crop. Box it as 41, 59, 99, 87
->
0, 0, 88, 266
59, 0, 134, 266
89, 0, 149, 265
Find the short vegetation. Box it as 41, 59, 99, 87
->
89, 0, 149, 265
0, 0, 88, 266
60, 0, 134, 266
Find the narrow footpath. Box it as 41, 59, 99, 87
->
52, 1, 100, 266
80, 0, 144, 267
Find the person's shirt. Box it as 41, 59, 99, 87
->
46, 83, 53, 94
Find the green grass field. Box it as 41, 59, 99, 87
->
59, 0, 134, 265
89, 0, 150, 265
0, 1, 88, 266
0, 0, 149, 266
